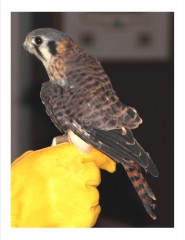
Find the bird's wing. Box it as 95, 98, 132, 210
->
40, 81, 159, 177
65, 52, 142, 129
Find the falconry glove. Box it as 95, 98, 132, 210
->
11, 143, 116, 228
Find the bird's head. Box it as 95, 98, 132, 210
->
23, 28, 74, 65
23, 28, 80, 81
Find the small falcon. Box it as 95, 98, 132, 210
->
23, 28, 159, 219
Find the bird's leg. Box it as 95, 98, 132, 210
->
51, 134, 69, 146
68, 131, 91, 153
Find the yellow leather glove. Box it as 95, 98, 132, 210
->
11, 143, 116, 228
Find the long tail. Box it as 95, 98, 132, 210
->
123, 160, 157, 220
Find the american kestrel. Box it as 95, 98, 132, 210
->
23, 28, 159, 220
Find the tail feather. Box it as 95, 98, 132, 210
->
123, 161, 157, 220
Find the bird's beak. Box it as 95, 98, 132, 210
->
22, 41, 28, 51
21, 39, 34, 55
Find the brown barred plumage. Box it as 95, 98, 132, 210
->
23, 28, 159, 220
123, 161, 156, 220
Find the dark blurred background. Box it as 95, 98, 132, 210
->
11, 12, 174, 228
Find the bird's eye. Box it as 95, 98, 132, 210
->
34, 37, 43, 45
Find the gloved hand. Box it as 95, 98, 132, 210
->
11, 142, 116, 228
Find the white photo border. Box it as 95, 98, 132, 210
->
1, 0, 184, 240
